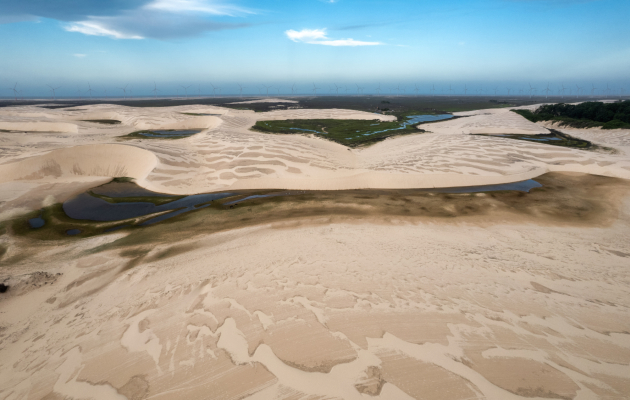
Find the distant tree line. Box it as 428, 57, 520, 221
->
513, 101, 630, 129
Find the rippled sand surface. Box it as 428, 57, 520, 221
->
1, 102, 630, 399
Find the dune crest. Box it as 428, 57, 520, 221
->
0, 144, 157, 184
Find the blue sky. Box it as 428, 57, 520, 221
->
0, 0, 629, 97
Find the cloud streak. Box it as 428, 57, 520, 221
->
0, 0, 253, 39
285, 28, 381, 47
146, 0, 253, 15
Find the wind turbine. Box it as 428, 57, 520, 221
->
448, 84, 454, 96
493, 87, 498, 96
312, 83, 321, 94
561, 83, 567, 99
291, 83, 298, 95
576, 84, 582, 99
430, 84, 436, 96
356, 84, 364, 94
8, 83, 18, 100
591, 84, 597, 97
605, 83, 611, 99
118, 84, 129, 99
463, 84, 468, 96
262, 85, 272, 96
414, 84, 420, 96
528, 83, 536, 98
152, 82, 159, 98
210, 83, 221, 96
237, 83, 246, 97
333, 83, 340, 96
180, 84, 191, 99
87, 82, 94, 99
76, 86, 82, 99
543, 83, 551, 99
47, 85, 61, 101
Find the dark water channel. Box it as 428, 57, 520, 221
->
135, 129, 203, 138
28, 215, 45, 228
362, 114, 453, 137
424, 179, 542, 194
63, 191, 234, 225
54, 177, 542, 234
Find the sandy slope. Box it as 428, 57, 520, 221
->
2, 202, 630, 399
2, 103, 629, 201
1, 102, 630, 399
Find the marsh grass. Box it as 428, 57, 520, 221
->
475, 130, 598, 150
252, 118, 425, 147
119, 129, 203, 140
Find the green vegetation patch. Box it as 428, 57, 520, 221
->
475, 129, 598, 150
119, 129, 203, 140
512, 101, 630, 129
252, 118, 425, 147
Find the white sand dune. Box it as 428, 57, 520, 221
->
135, 115, 222, 131
2, 214, 630, 400
0, 121, 78, 133
1, 102, 630, 400
441, 108, 550, 135
1, 104, 629, 197
0, 144, 157, 184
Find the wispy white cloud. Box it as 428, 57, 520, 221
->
286, 28, 327, 42
65, 21, 144, 39
285, 28, 381, 46
144, 0, 254, 16
73, 53, 87, 58
13, 0, 255, 39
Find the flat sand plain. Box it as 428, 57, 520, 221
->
1, 102, 630, 400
